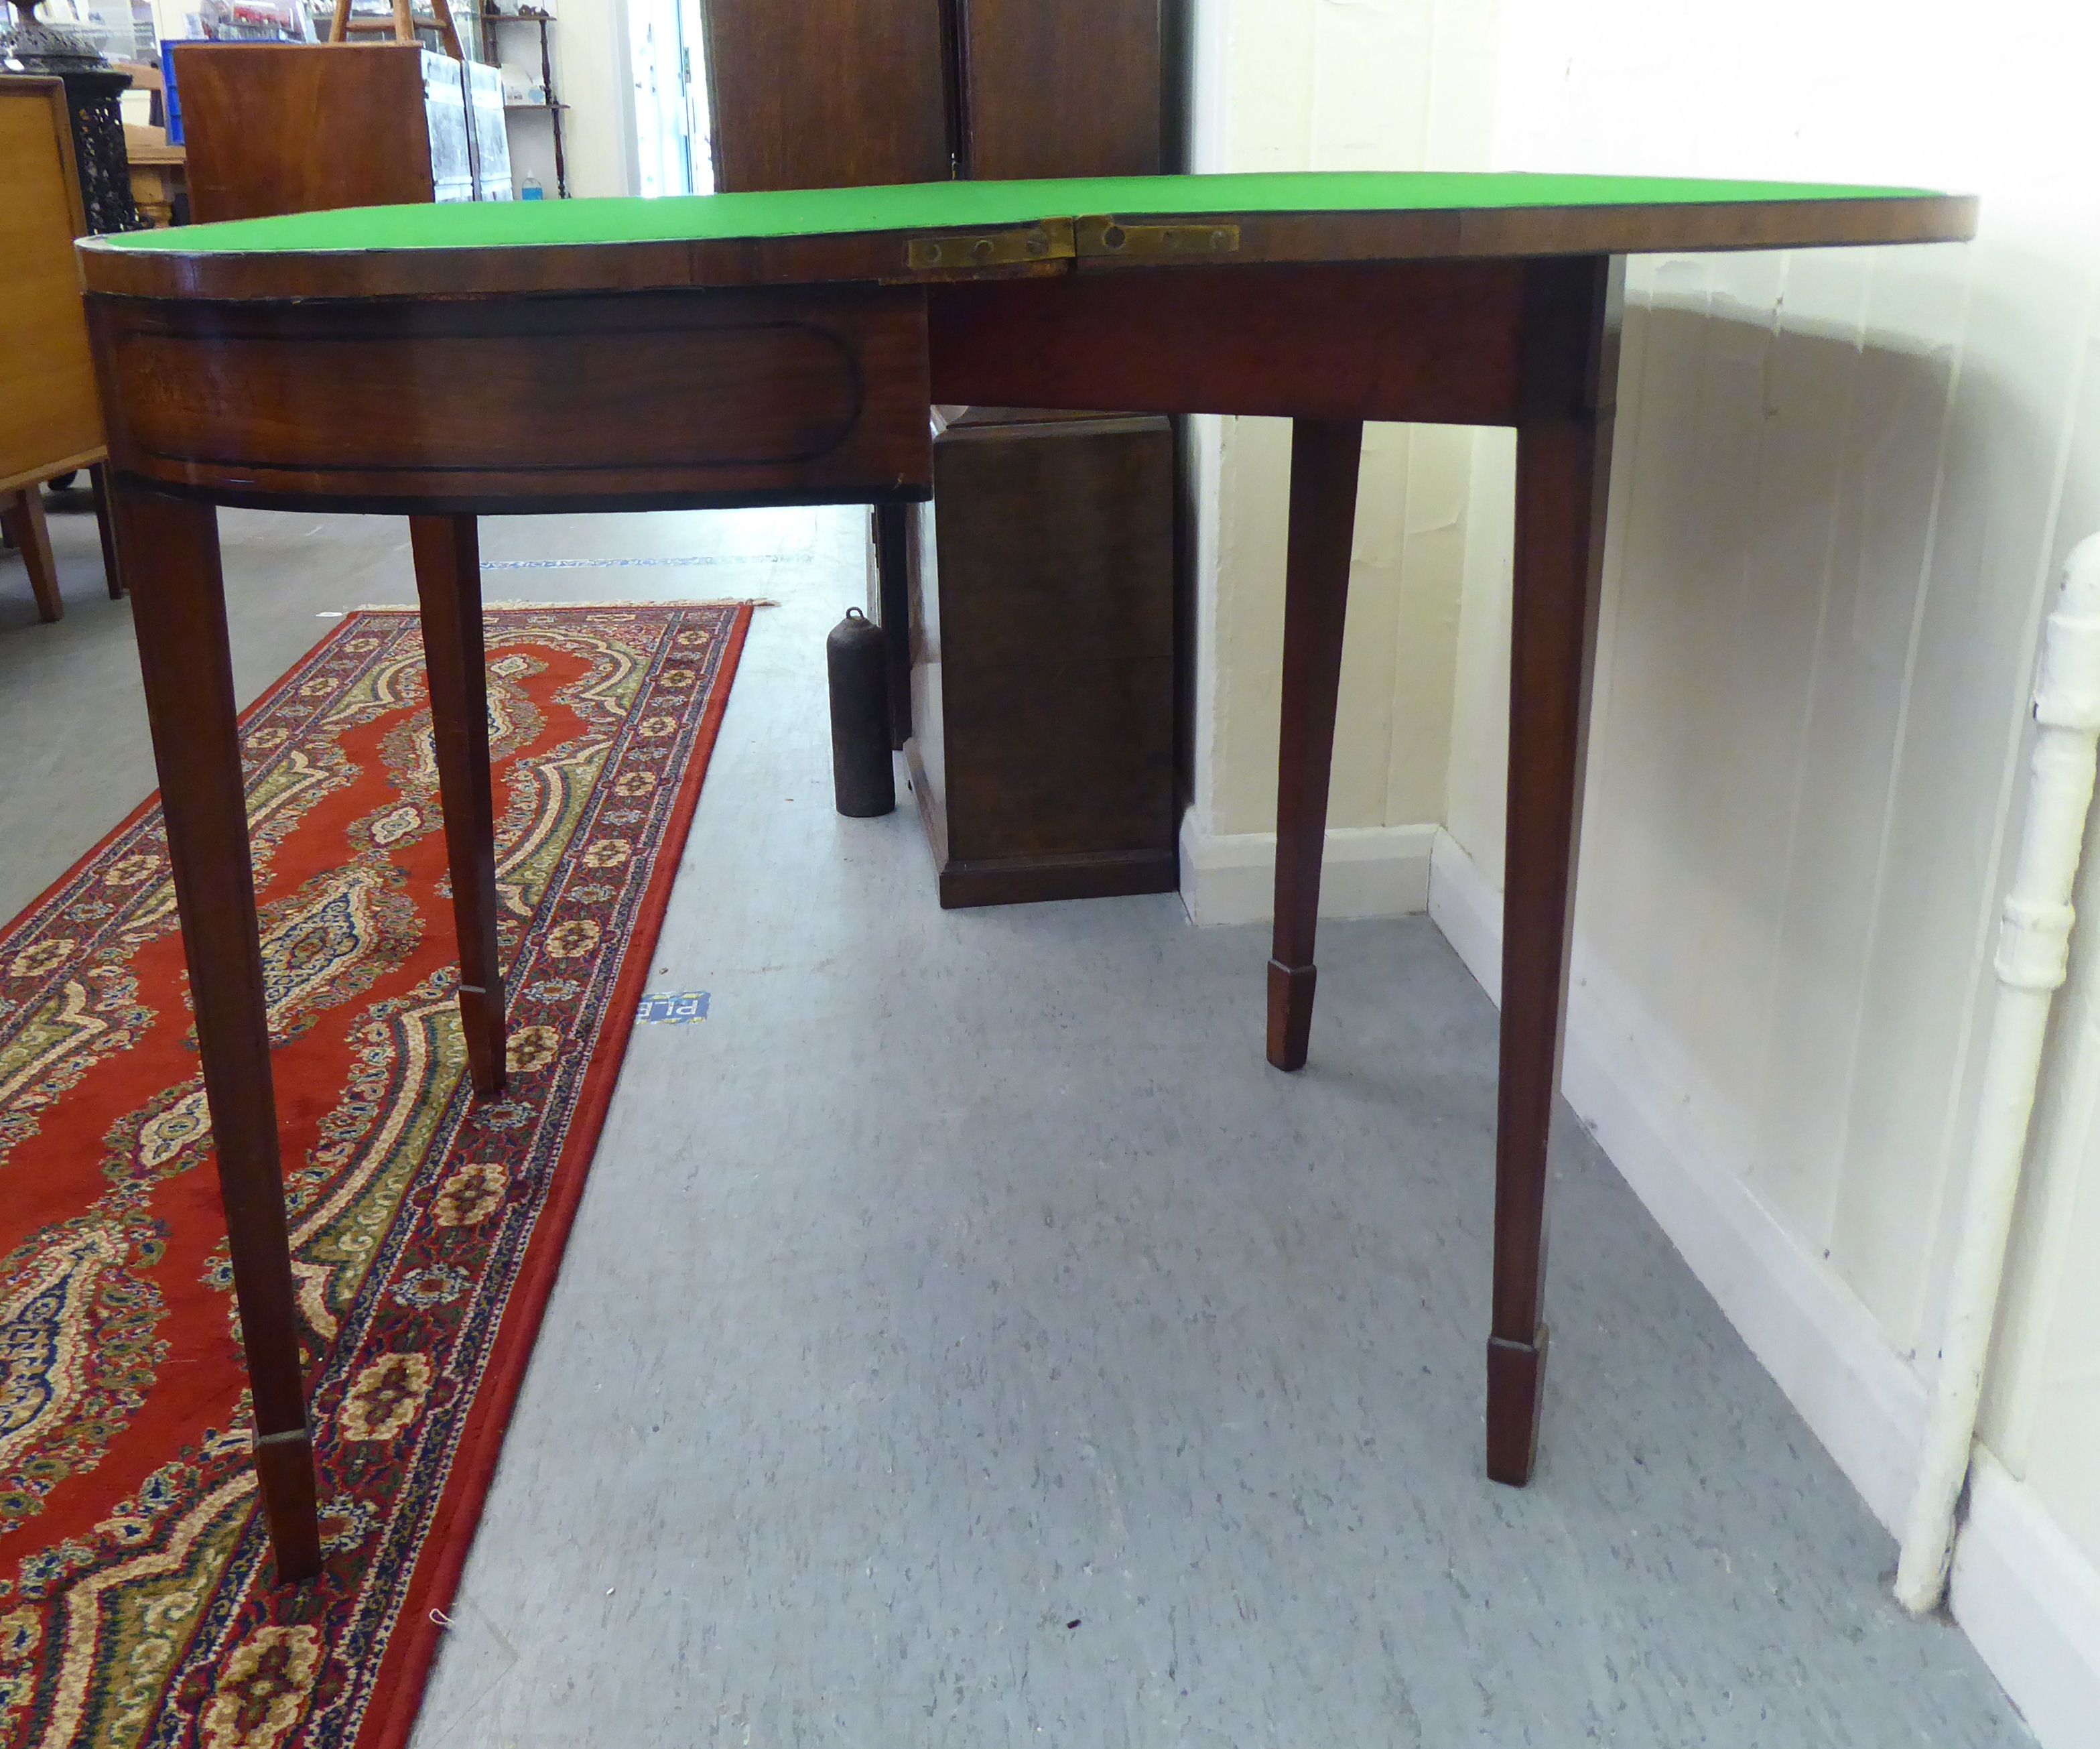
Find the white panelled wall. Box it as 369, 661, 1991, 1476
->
1177, 0, 1500, 923
1184, 1, 2100, 1742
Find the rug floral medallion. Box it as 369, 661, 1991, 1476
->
0, 602, 750, 1748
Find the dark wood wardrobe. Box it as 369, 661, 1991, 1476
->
701, 0, 1182, 188
701, 0, 1191, 907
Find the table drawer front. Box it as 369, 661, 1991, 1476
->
88, 286, 933, 512
119, 323, 866, 470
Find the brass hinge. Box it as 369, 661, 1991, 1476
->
905, 220, 1074, 272
1077, 217, 1242, 261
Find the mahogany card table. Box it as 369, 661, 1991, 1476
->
77, 171, 1977, 1580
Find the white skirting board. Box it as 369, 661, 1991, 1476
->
1951, 1453, 2100, 1749
1177, 816, 1437, 927
1426, 826, 2100, 1749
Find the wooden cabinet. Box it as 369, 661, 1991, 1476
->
953, 0, 1163, 178
174, 43, 511, 224
698, 0, 1178, 190
700, 0, 951, 191
906, 408, 1177, 906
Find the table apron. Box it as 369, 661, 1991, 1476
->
88, 257, 1578, 519
929, 259, 1534, 425
84, 284, 937, 514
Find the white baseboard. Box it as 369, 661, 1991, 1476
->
1951, 1453, 2100, 1749
1177, 816, 1436, 927
1426, 827, 2100, 1749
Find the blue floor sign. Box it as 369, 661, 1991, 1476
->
637, 990, 710, 1024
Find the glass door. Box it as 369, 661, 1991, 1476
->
629, 0, 710, 196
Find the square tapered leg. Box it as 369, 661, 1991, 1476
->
410, 513, 509, 1097
1266, 418, 1364, 1072
117, 478, 322, 1581
1486, 255, 1622, 1485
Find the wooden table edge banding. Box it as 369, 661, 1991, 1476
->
74, 188, 1980, 303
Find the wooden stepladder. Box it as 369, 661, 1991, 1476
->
327, 0, 464, 61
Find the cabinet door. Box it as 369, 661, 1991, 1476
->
956, 0, 1161, 180
460, 56, 513, 200
699, 0, 951, 191
423, 49, 476, 204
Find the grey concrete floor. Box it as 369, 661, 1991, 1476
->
2, 501, 2034, 1746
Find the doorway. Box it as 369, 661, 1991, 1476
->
628, 0, 710, 195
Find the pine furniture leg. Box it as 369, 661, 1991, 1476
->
1266, 418, 1364, 1071
3, 487, 63, 623
90, 462, 126, 598
117, 480, 322, 1580
1486, 255, 1622, 1486
410, 514, 508, 1098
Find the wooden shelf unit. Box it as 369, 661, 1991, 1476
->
479, 8, 566, 196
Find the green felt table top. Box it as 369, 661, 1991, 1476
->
100, 170, 1947, 256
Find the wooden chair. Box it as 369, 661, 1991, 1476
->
0, 76, 125, 622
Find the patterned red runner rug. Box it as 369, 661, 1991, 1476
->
0, 602, 752, 1746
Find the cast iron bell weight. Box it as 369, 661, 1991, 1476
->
827, 608, 895, 817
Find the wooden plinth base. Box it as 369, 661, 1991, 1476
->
1485, 1328, 1549, 1486
1266, 958, 1316, 1070
253, 1425, 322, 1581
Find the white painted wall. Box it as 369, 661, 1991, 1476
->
1178, 0, 1501, 925
1425, 0, 2100, 1738
538, 0, 636, 198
